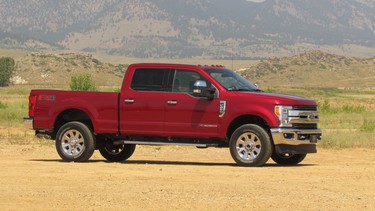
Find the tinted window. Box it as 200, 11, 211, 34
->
173, 70, 199, 93
172, 70, 210, 93
131, 68, 169, 91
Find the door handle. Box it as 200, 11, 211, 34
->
124, 99, 135, 103
167, 100, 177, 105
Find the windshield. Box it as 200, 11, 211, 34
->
204, 69, 260, 91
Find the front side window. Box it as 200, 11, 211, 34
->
131, 68, 169, 91
172, 70, 210, 93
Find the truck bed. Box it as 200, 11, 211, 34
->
31, 90, 119, 134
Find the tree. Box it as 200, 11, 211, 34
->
70, 73, 97, 91
0, 57, 15, 86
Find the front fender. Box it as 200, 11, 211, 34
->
219, 101, 279, 138
230, 104, 278, 126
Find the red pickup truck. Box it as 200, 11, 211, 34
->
25, 63, 321, 166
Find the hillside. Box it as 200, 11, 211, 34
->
12, 52, 127, 87
241, 50, 375, 87
8, 50, 375, 88
1, 0, 375, 58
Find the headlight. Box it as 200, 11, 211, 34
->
275, 105, 293, 127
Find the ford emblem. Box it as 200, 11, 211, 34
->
307, 113, 315, 120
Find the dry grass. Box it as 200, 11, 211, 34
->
1, 84, 374, 148
274, 87, 375, 148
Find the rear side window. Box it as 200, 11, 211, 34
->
131, 68, 169, 91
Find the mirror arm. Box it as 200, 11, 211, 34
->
206, 87, 216, 100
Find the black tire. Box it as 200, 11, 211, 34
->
99, 143, 136, 162
55, 121, 95, 162
271, 152, 307, 165
229, 124, 272, 167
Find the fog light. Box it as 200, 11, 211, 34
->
298, 134, 307, 140
283, 133, 294, 140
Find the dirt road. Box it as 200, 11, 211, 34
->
1, 144, 374, 210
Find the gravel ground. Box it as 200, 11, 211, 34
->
0, 144, 374, 210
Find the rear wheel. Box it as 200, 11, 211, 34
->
55, 121, 95, 162
271, 152, 307, 165
229, 124, 272, 167
99, 143, 136, 162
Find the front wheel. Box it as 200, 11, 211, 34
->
99, 143, 136, 162
229, 124, 273, 167
55, 121, 95, 162
271, 152, 307, 165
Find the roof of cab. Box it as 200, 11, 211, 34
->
129, 63, 227, 70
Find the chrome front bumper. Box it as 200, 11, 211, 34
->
271, 128, 322, 146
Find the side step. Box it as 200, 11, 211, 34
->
113, 140, 219, 148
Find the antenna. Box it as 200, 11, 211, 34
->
231, 21, 234, 70
231, 48, 234, 69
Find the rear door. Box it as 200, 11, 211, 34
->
119, 68, 171, 136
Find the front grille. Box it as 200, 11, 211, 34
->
293, 123, 318, 129
293, 105, 317, 111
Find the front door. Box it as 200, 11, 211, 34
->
164, 69, 220, 137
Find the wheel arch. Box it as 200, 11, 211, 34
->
226, 115, 271, 142
52, 109, 94, 139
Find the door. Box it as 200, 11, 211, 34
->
164, 69, 220, 137
120, 68, 170, 136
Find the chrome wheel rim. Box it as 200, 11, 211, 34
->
61, 129, 85, 157
235, 132, 262, 161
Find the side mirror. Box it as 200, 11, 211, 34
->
192, 80, 215, 100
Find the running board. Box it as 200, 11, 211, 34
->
113, 140, 219, 148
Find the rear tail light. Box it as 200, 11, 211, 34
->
29, 95, 37, 117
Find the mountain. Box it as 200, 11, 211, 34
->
1, 0, 375, 58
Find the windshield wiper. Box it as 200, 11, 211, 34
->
228, 88, 263, 92
236, 88, 252, 91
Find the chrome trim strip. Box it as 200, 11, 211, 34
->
113, 140, 218, 147
288, 117, 319, 124
289, 110, 319, 116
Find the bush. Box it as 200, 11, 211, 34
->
361, 120, 375, 132
318, 100, 339, 114
0, 57, 15, 86
342, 104, 366, 113
69, 73, 97, 91
318, 100, 366, 114
0, 101, 8, 109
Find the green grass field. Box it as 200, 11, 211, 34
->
1, 85, 374, 149
269, 86, 375, 148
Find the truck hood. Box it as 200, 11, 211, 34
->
235, 91, 317, 106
